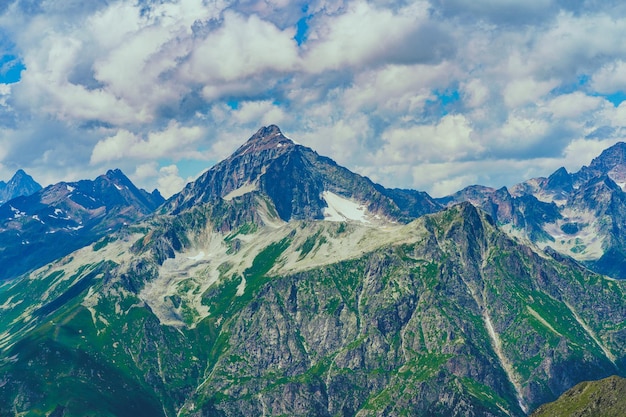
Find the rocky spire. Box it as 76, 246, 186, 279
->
231, 125, 294, 158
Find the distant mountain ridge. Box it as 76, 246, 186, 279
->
439, 140, 626, 279
0, 169, 42, 203
0, 168, 164, 279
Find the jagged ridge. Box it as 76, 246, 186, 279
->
0, 169, 164, 280
166, 125, 440, 223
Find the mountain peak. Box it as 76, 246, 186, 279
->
0, 168, 42, 203
545, 166, 573, 192
232, 125, 294, 157
589, 141, 626, 172
166, 126, 441, 222
105, 168, 127, 180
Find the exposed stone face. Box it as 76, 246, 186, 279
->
167, 125, 441, 222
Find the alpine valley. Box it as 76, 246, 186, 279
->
0, 126, 625, 417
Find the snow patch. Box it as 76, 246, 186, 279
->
114, 184, 124, 191
223, 182, 257, 201
322, 191, 369, 223
66, 185, 75, 192
186, 251, 205, 261
236, 275, 246, 296
10, 206, 25, 218
540, 208, 605, 261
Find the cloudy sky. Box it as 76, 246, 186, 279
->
1, 0, 626, 198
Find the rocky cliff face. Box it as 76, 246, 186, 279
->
167, 125, 440, 223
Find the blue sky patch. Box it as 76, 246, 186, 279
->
0, 54, 25, 84
226, 100, 240, 110
598, 91, 626, 107
176, 159, 211, 180
294, 5, 310, 46
426, 88, 461, 116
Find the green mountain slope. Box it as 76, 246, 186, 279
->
531, 375, 626, 417
1, 200, 624, 416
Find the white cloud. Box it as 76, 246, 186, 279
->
376, 114, 480, 165
90, 121, 205, 164
0, 84, 11, 108
545, 92, 604, 119
527, 12, 626, 79
133, 162, 159, 181
292, 114, 373, 168
591, 60, 626, 94
340, 62, 455, 117
231, 100, 289, 126
503, 77, 559, 108
461, 78, 490, 109
184, 11, 298, 84
157, 164, 187, 198
303, 1, 439, 72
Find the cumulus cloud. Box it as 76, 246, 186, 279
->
376, 114, 480, 165
2, 0, 626, 198
184, 11, 299, 84
90, 121, 206, 164
503, 78, 559, 109
591, 60, 626, 94
157, 164, 189, 199
303, 1, 452, 72
546, 92, 604, 119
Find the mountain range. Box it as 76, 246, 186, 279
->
439, 142, 626, 279
0, 126, 625, 416
0, 169, 164, 280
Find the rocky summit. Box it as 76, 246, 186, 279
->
0, 127, 625, 417
0, 169, 42, 204
166, 125, 440, 222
